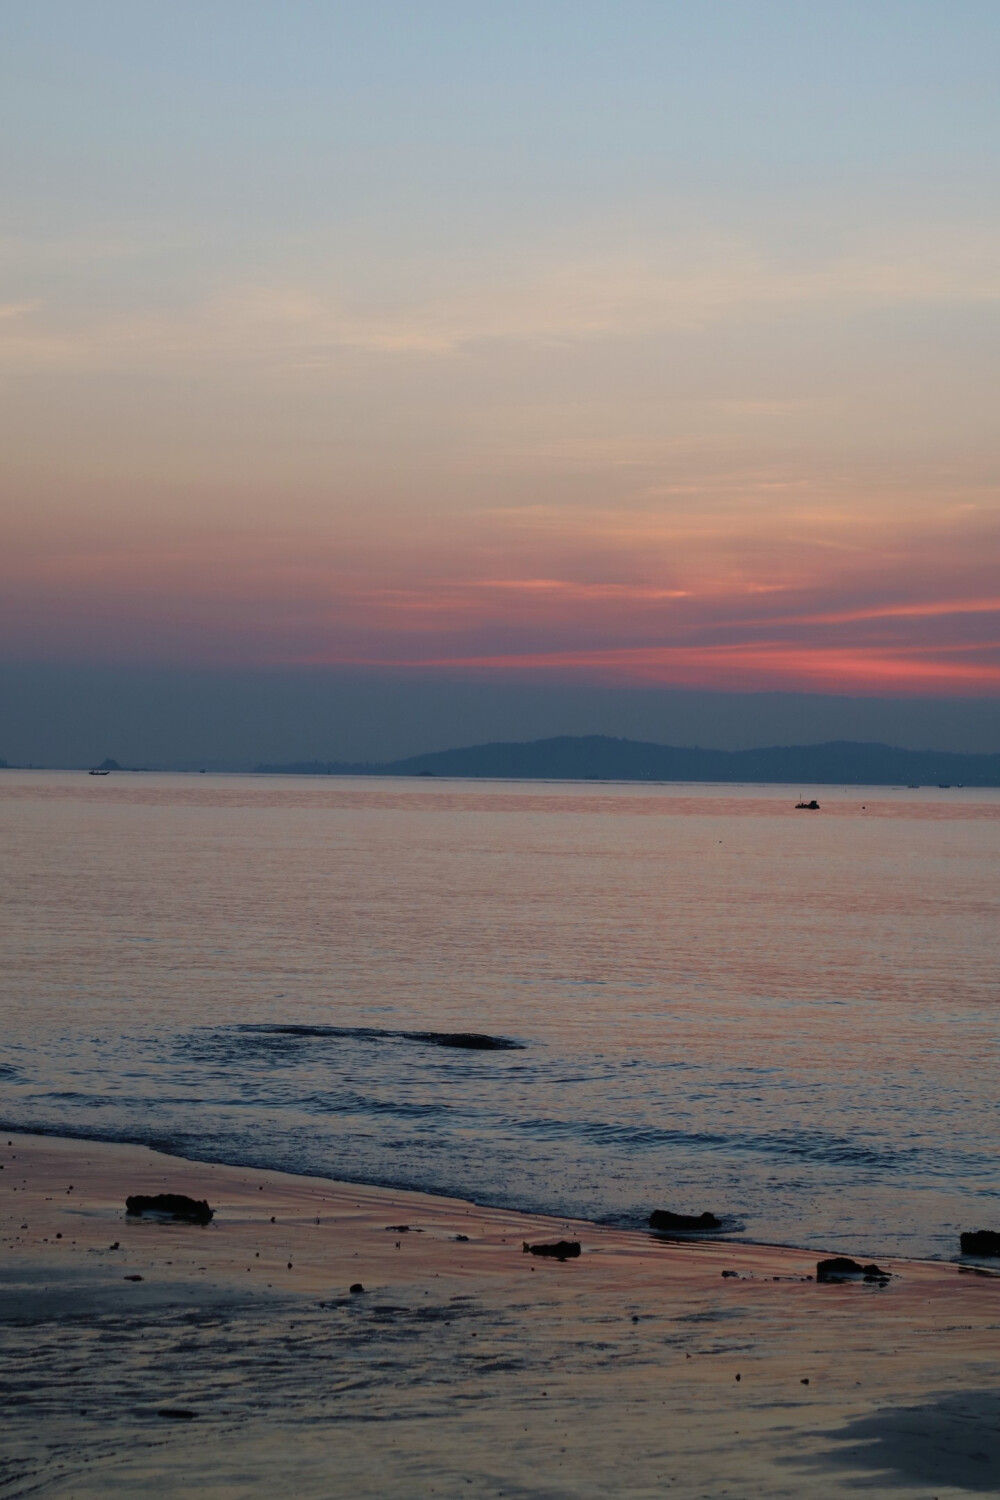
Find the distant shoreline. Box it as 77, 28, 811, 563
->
5, 734, 1000, 783
253, 734, 1000, 787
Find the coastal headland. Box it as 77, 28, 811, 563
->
2, 1132, 997, 1497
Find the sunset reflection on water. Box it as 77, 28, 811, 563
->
1, 772, 997, 1260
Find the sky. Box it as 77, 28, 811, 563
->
2, 2, 999, 761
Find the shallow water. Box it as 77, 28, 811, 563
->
1, 770, 997, 1258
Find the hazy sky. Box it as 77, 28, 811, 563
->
2, 2, 999, 757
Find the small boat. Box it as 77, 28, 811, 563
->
795, 798, 820, 810
88, 768, 111, 776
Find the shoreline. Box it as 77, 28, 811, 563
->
3, 1129, 999, 1498
0, 1120, 987, 1268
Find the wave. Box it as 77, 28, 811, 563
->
515, 1116, 909, 1170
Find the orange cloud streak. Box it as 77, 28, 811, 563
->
288, 643, 1000, 696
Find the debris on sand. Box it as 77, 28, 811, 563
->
125, 1193, 214, 1225
523, 1240, 581, 1261
816, 1256, 889, 1283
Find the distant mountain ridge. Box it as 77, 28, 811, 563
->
255, 735, 1000, 786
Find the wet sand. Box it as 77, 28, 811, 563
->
1, 1131, 998, 1498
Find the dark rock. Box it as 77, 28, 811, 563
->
522, 1240, 581, 1261
349, 1283, 365, 1294
721, 1269, 739, 1278
960, 1229, 1000, 1256
125, 1193, 213, 1225
402, 1031, 522, 1050
816, 1256, 889, 1283
648, 1210, 722, 1233
817, 1255, 864, 1279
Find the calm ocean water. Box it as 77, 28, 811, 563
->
1, 770, 997, 1259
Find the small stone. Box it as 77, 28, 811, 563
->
349, 1282, 365, 1294
816, 1256, 888, 1283
522, 1240, 581, 1261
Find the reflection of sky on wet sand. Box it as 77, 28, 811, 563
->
2, 1134, 997, 1499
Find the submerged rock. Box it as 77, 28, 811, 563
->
522, 1239, 581, 1261
816, 1256, 888, 1283
125, 1193, 214, 1225
648, 1210, 721, 1233
402, 1030, 523, 1050
960, 1229, 1000, 1256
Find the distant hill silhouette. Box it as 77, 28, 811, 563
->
255, 736, 1000, 786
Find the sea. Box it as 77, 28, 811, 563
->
1, 770, 997, 1261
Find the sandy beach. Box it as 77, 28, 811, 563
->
1, 1132, 997, 1498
